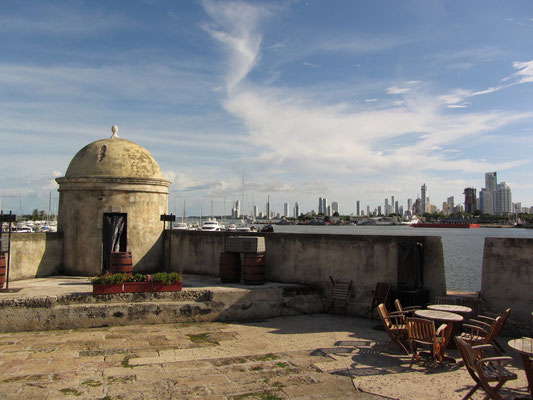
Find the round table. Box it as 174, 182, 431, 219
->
508, 337, 533, 396
415, 309, 464, 324
428, 304, 472, 315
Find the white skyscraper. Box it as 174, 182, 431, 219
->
495, 182, 512, 214
283, 202, 289, 217
331, 201, 339, 214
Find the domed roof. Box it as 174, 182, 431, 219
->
64, 137, 163, 179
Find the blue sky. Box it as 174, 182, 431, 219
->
1, 0, 533, 217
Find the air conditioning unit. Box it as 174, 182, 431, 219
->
225, 236, 266, 253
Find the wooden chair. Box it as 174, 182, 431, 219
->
435, 295, 459, 305
455, 336, 517, 400
406, 317, 449, 368
458, 313, 507, 353
328, 276, 352, 316
469, 308, 511, 352
377, 303, 409, 354
367, 282, 391, 321
394, 298, 421, 317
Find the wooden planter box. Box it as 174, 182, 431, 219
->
123, 281, 152, 293
152, 282, 182, 292
92, 283, 123, 295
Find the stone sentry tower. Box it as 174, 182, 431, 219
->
56, 126, 171, 276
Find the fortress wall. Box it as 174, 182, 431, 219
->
3, 233, 63, 281
168, 231, 447, 316
481, 237, 533, 335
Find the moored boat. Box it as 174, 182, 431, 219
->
411, 222, 480, 228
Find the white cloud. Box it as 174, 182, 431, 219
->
511, 60, 533, 84
201, 0, 269, 92
386, 86, 409, 95
303, 62, 320, 69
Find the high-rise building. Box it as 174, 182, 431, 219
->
495, 182, 512, 214
331, 201, 339, 215
384, 198, 389, 215
253, 205, 258, 218
356, 200, 360, 216
421, 184, 427, 214
322, 198, 328, 215
447, 196, 455, 209
283, 202, 289, 217
294, 202, 300, 218
483, 172, 497, 214
464, 188, 477, 214
407, 198, 413, 216
485, 172, 497, 192
394, 201, 399, 214
266, 196, 271, 219
318, 197, 323, 214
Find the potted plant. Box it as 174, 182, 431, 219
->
90, 273, 126, 295
123, 273, 152, 293
151, 272, 182, 292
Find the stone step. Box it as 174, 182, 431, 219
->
0, 283, 326, 332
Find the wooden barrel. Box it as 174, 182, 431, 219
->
109, 252, 133, 276
0, 253, 5, 289
219, 252, 241, 283
243, 253, 265, 285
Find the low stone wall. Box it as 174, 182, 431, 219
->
167, 231, 447, 317
3, 233, 63, 281
481, 237, 533, 336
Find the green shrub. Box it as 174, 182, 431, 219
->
151, 272, 182, 284
90, 273, 126, 285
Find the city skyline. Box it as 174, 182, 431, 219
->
2, 1, 533, 216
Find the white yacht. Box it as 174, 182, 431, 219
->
201, 219, 222, 231
173, 222, 190, 230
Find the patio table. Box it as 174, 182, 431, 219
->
508, 337, 533, 397
428, 304, 472, 315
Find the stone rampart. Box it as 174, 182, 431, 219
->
481, 237, 533, 336
3, 232, 63, 280
167, 231, 447, 317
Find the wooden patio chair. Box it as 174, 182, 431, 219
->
469, 308, 511, 352
406, 317, 449, 368
394, 298, 421, 317
458, 313, 507, 353
377, 303, 409, 354
455, 336, 517, 400
328, 276, 352, 316
434, 295, 459, 305
367, 282, 391, 321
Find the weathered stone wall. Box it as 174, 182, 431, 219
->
57, 184, 167, 276
3, 233, 63, 280
481, 237, 533, 335
167, 231, 447, 316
